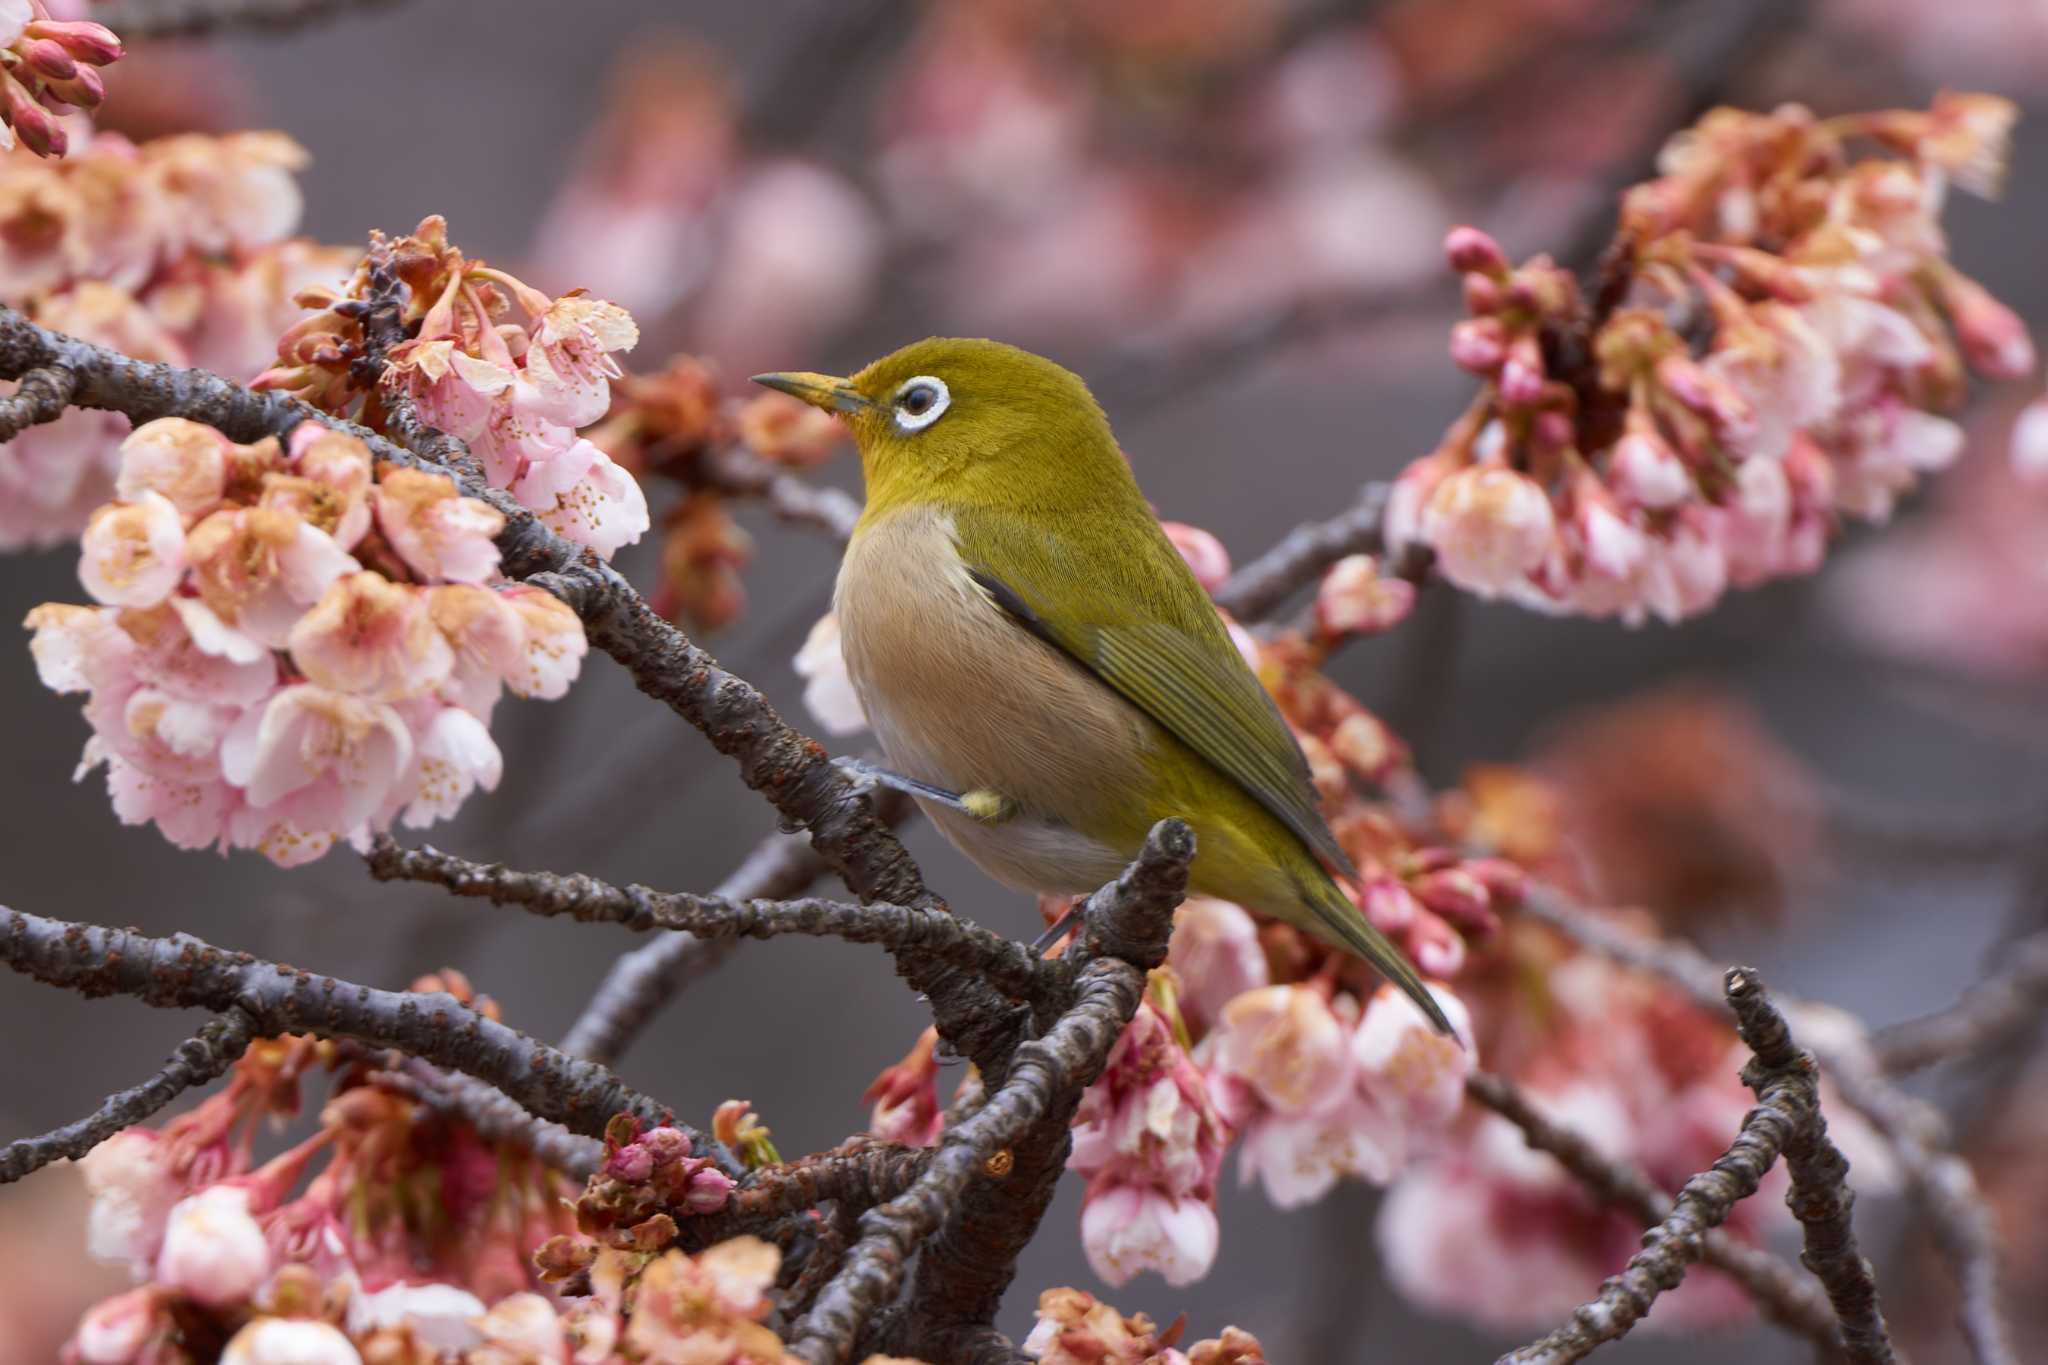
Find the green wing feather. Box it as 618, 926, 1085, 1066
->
952, 506, 1355, 879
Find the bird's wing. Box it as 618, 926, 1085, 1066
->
953, 506, 1357, 878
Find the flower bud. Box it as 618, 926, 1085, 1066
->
1449, 317, 1505, 374
28, 20, 126, 67
20, 38, 77, 82
1609, 418, 1691, 509
156, 1185, 272, 1308
3, 79, 66, 158
1942, 270, 2036, 380
1443, 225, 1508, 277
1161, 521, 1231, 593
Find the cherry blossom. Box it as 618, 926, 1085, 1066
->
155, 1184, 271, 1307
794, 611, 867, 736
25, 419, 588, 864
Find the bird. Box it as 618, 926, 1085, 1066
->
753, 338, 1452, 1034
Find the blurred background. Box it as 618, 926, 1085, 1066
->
4, 0, 2047, 1360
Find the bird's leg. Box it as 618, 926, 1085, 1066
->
1028, 903, 1085, 957
831, 756, 1016, 825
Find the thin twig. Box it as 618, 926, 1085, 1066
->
1465, 1070, 1846, 1354
1870, 931, 2048, 1076
366, 1062, 604, 1180
94, 0, 408, 39
1208, 482, 1426, 621
364, 837, 1044, 1000
0, 1011, 254, 1183
1500, 967, 1851, 1364
1727, 968, 1896, 1364
0, 907, 729, 1165
1523, 887, 2016, 1365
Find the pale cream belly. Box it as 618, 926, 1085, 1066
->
835, 505, 1151, 895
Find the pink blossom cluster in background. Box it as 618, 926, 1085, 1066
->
1381, 943, 1897, 1334
0, 125, 352, 546
1024, 1287, 1267, 1365
1393, 94, 2036, 622
25, 418, 587, 864
0, 0, 121, 157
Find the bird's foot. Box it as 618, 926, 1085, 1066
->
830, 757, 1016, 824
1028, 903, 1085, 958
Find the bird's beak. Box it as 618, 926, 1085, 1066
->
750, 371, 873, 415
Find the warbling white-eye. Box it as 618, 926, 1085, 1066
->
755, 338, 1452, 1033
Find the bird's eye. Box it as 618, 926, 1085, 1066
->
892, 376, 950, 433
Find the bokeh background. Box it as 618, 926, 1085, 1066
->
5, 0, 2047, 1360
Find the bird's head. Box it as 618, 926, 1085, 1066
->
752, 337, 1126, 516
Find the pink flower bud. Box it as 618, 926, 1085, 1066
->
49, 63, 105, 110
27, 20, 126, 66
1314, 554, 1413, 637
1407, 912, 1467, 978
1530, 408, 1575, 456
1443, 225, 1508, 277
1161, 520, 1231, 592
20, 38, 78, 82
1609, 421, 1691, 509
1656, 354, 1754, 436
1497, 335, 1546, 408
221, 1318, 361, 1365
605, 1145, 654, 1183
2013, 399, 2048, 483
684, 1167, 736, 1213
1328, 710, 1406, 783
1359, 877, 1420, 934
1943, 272, 2037, 380
1412, 868, 1491, 927
156, 1185, 272, 1308
1449, 317, 1505, 374
3, 79, 66, 158
1462, 857, 1528, 904
68, 1288, 161, 1365
1462, 273, 1503, 316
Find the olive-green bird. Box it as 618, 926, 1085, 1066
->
754, 338, 1452, 1034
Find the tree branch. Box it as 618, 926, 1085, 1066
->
0, 1010, 254, 1183
1208, 481, 1431, 621
0, 907, 731, 1165
1465, 1070, 1845, 1353
94, 0, 408, 39
1500, 966, 1874, 1364
1522, 887, 2014, 1365
364, 836, 1044, 1001
0, 365, 79, 441
365, 1061, 605, 1180
1726, 968, 1897, 1364
1869, 931, 2048, 1076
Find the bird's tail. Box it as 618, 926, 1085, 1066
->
1298, 870, 1457, 1038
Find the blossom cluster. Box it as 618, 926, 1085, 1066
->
255, 216, 650, 561
26, 417, 587, 864
1024, 1288, 1266, 1365
1392, 94, 2034, 622
0, 1, 121, 158
0, 124, 352, 546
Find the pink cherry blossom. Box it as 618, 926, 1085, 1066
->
183, 506, 358, 651
77, 1129, 178, 1274
532, 443, 650, 559
156, 1184, 271, 1307
426, 584, 528, 716
1161, 521, 1231, 593
398, 702, 502, 828
219, 684, 412, 835
1078, 1183, 1218, 1289
1209, 986, 1350, 1115
793, 612, 867, 736
220, 1319, 363, 1365
374, 467, 505, 584
1314, 554, 1414, 637
114, 418, 228, 525
499, 586, 589, 700
1419, 465, 1556, 598
65, 1286, 161, 1365
472, 1293, 568, 1362
1167, 898, 1269, 1033
79, 491, 184, 608
288, 573, 453, 703
276, 426, 374, 551
520, 294, 640, 428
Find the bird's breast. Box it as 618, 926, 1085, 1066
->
834, 505, 1151, 892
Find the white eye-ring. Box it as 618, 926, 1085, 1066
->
892, 375, 950, 433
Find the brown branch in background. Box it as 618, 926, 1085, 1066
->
1523, 887, 2015, 1365
0, 364, 79, 441
364, 837, 1044, 1001
1465, 1071, 1845, 1354
1870, 931, 2048, 1076
560, 831, 826, 1064
0, 907, 727, 1161
365, 1062, 605, 1180
94, 0, 408, 39
1208, 481, 1424, 621
1726, 968, 1897, 1364
1501, 966, 1879, 1364
700, 444, 863, 543
0, 1011, 254, 1183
